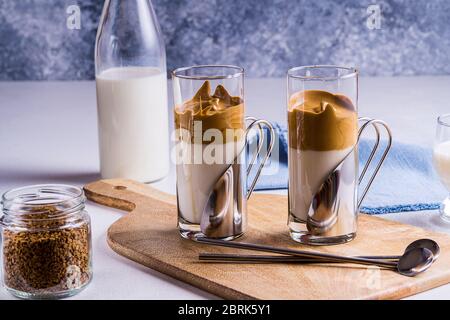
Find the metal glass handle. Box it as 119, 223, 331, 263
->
245, 119, 276, 200
245, 117, 264, 175
357, 118, 393, 208
358, 117, 381, 183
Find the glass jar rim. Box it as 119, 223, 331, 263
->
172, 65, 244, 80
1, 184, 85, 219
438, 114, 450, 127
287, 65, 358, 81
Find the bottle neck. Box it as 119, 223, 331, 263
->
96, 0, 166, 75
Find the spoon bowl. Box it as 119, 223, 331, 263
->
405, 239, 440, 261
397, 247, 434, 277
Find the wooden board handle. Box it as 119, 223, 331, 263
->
84, 179, 177, 213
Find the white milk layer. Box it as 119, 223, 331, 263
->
176, 140, 245, 224
96, 67, 169, 182
434, 141, 450, 190
288, 147, 354, 221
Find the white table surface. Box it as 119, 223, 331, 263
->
1, 77, 450, 300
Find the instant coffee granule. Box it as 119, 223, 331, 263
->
2, 205, 91, 294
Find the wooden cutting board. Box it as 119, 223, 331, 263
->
84, 179, 450, 300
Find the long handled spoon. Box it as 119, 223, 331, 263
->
195, 238, 435, 277
199, 239, 440, 263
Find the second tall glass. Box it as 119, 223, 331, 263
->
287, 65, 391, 245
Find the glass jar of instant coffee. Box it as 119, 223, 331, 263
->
0, 185, 92, 299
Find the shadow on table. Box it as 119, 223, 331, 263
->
0, 168, 101, 187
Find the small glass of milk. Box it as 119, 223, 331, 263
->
433, 114, 450, 221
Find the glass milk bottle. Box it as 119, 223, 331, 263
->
95, 0, 169, 182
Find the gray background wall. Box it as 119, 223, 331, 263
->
1, 0, 449, 80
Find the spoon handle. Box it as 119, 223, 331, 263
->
196, 238, 398, 268
200, 253, 342, 264
360, 255, 400, 260
199, 253, 399, 263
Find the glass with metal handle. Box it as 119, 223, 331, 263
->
173, 65, 275, 240
287, 66, 392, 245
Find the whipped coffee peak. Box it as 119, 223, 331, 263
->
192, 80, 211, 101
175, 81, 245, 143
288, 90, 357, 151
179, 81, 242, 114
289, 90, 355, 113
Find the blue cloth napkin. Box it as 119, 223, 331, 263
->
253, 124, 446, 214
